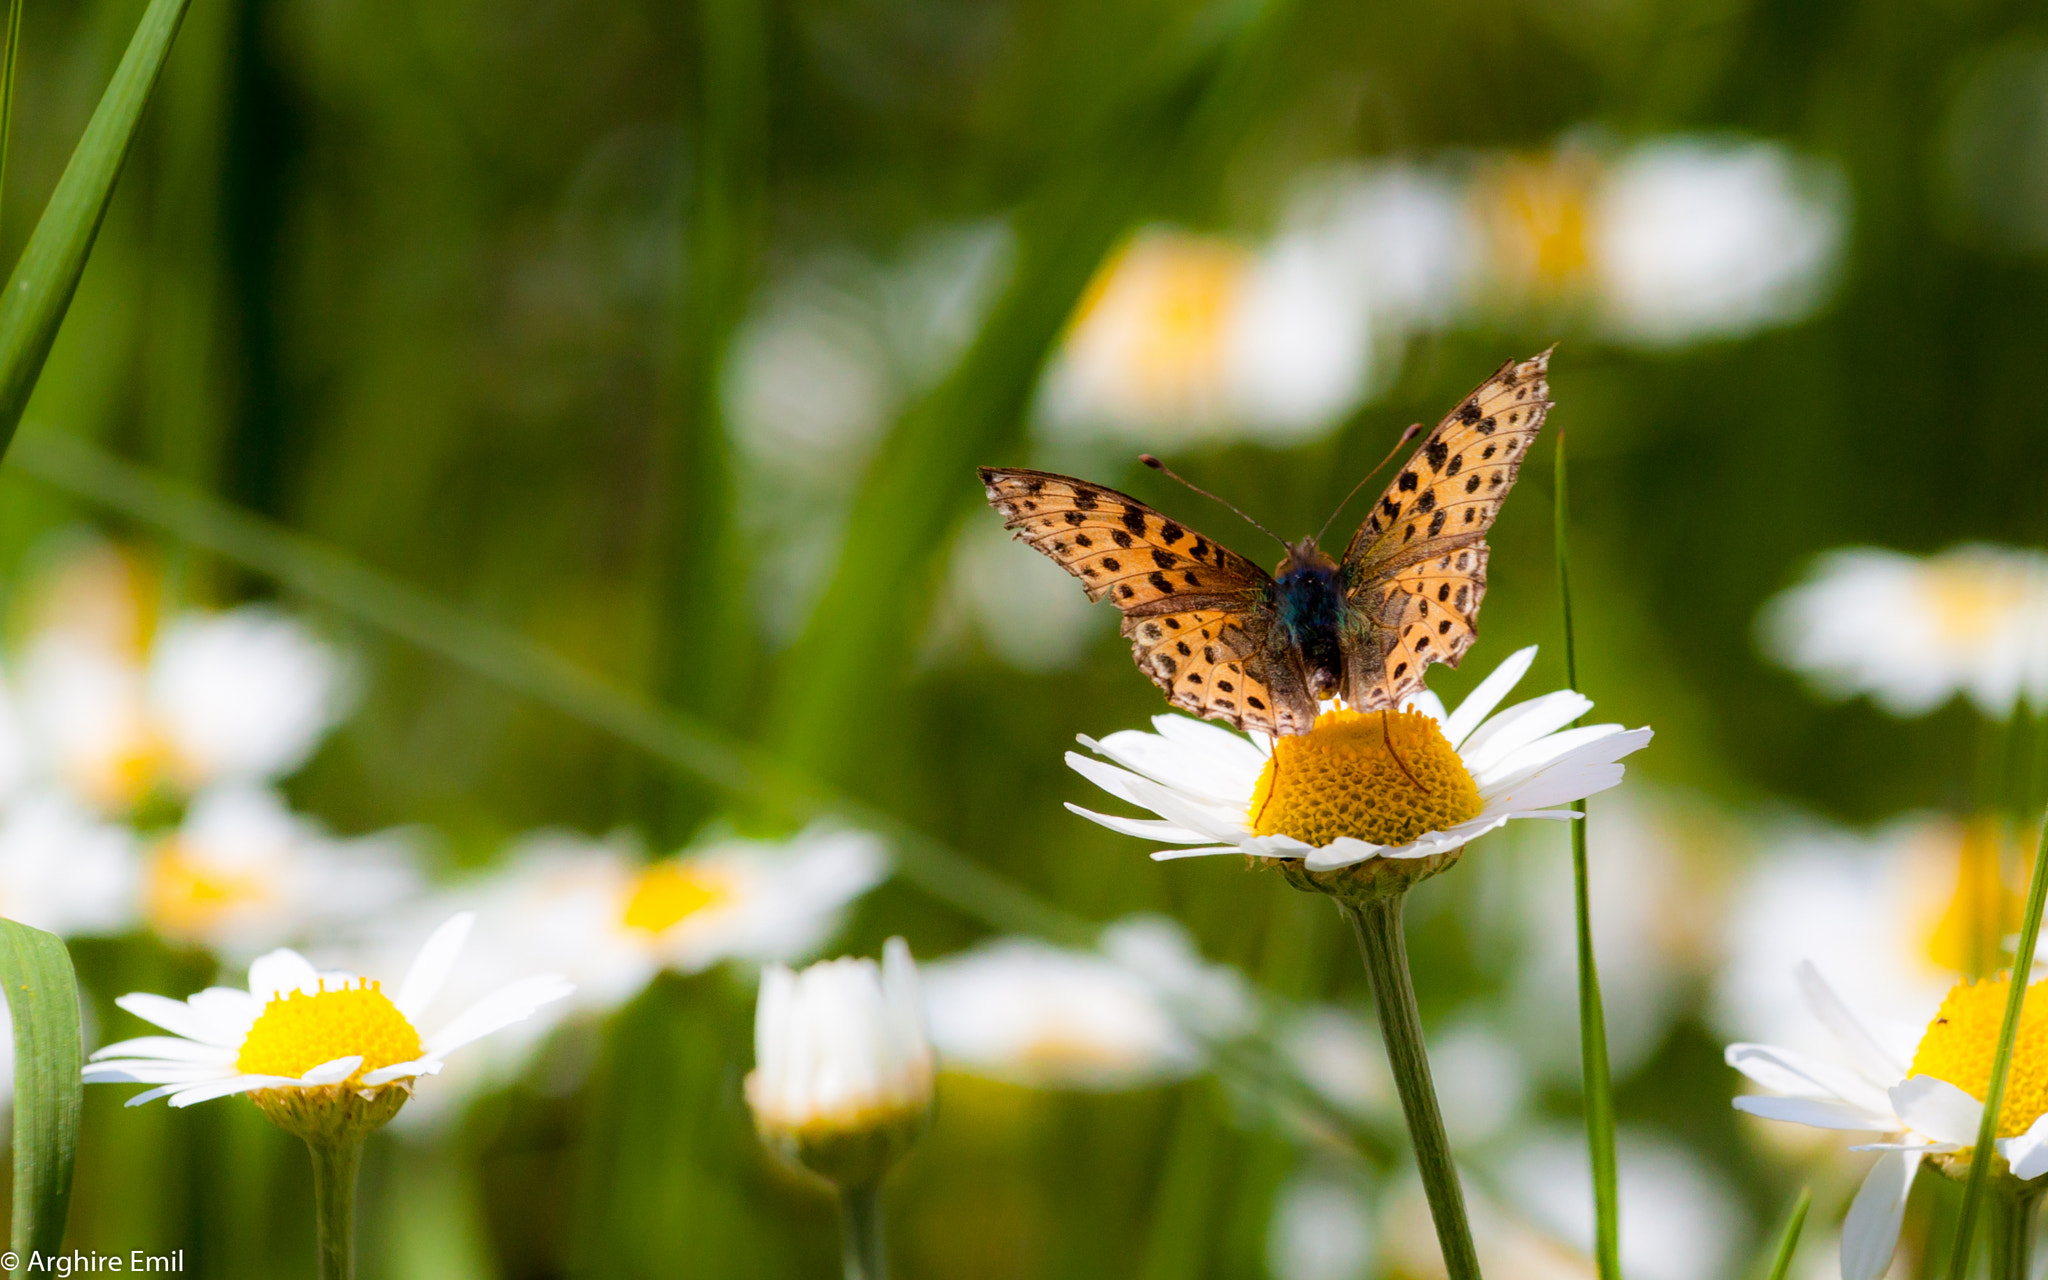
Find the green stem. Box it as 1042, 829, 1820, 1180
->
1988, 1185, 2040, 1280
839, 1181, 887, 1280
308, 1138, 362, 1280
0, 0, 22, 222
1339, 895, 1480, 1280
1761, 1186, 1812, 1280
1555, 430, 1622, 1280
1948, 811, 2048, 1277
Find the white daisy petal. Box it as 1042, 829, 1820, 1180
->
1401, 689, 1451, 723
1062, 803, 1218, 845
395, 912, 474, 1020
1441, 645, 1538, 746
167, 1076, 294, 1108
1725, 1042, 1894, 1116
299, 1056, 365, 1086
1847, 1141, 1959, 1153
1064, 753, 1252, 840
247, 949, 322, 1001
88, 1036, 237, 1065
1796, 961, 1908, 1082
1889, 1076, 1983, 1147
423, 975, 574, 1057
114, 994, 244, 1047
1458, 690, 1597, 774
1148, 846, 1252, 861
1732, 1094, 1898, 1131
1087, 725, 1263, 805
1840, 1149, 1921, 1280
362, 1058, 443, 1086
1998, 1111, 2048, 1180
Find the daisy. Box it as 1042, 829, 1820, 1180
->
921, 916, 1253, 1090
746, 938, 934, 1187
1065, 646, 1651, 873
1759, 544, 2048, 720
1727, 963, 2048, 1280
83, 913, 571, 1141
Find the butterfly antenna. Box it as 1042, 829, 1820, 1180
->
1139, 455, 1288, 550
1312, 422, 1426, 548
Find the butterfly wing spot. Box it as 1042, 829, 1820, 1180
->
1118, 608, 1298, 734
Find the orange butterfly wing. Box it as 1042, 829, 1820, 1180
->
1339, 349, 1553, 710
979, 468, 1314, 733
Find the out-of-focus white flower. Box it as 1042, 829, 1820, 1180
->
1715, 816, 1993, 1065
84, 913, 571, 1141
1279, 1006, 1393, 1120
746, 938, 934, 1184
942, 518, 1113, 673
1470, 137, 1843, 346
1266, 1170, 1376, 1280
372, 824, 887, 1128
1281, 164, 1478, 331
1727, 966, 2048, 1280
1493, 1129, 1747, 1280
1590, 138, 1844, 345
1036, 227, 1375, 447
15, 545, 351, 811
1067, 647, 1650, 872
0, 791, 138, 937
921, 915, 1252, 1089
1760, 545, 2048, 720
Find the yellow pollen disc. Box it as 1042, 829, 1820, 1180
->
1920, 818, 2022, 977
235, 980, 423, 1083
144, 841, 271, 943
1910, 975, 2048, 1139
1248, 708, 1482, 848
1480, 155, 1597, 294
1923, 560, 2023, 644
621, 861, 735, 934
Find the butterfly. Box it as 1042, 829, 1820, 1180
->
979, 349, 1553, 736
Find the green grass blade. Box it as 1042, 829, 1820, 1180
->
1946, 809, 2048, 1276
0, 919, 84, 1270
0, 0, 23, 223
1556, 430, 1622, 1280
1760, 1187, 1812, 1280
0, 0, 194, 460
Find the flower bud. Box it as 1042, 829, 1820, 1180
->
746, 937, 935, 1187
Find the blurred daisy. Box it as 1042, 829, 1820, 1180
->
921, 916, 1252, 1089
371, 823, 887, 1128
20, 598, 350, 814
1065, 646, 1651, 872
1728, 964, 2048, 1280
1266, 1169, 1377, 1280
0, 791, 139, 937
1472, 137, 1843, 346
747, 938, 934, 1185
1715, 815, 2004, 1061
141, 784, 421, 959
1760, 544, 2048, 720
1036, 226, 1376, 446
83, 913, 571, 1140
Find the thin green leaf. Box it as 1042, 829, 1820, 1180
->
0, 0, 195, 460
1760, 1187, 1812, 1280
0, 0, 23, 220
1946, 810, 2048, 1276
0, 919, 83, 1271
1556, 430, 1622, 1280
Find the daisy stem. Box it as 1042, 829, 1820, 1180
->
1987, 1185, 2040, 1280
308, 1137, 362, 1280
1555, 430, 1622, 1280
839, 1180, 888, 1280
1946, 811, 2048, 1278
1338, 893, 1481, 1280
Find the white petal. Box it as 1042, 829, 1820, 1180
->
1148, 846, 1251, 861
1458, 690, 1597, 775
1724, 1043, 1895, 1116
114, 994, 244, 1047
1797, 961, 1907, 1083
362, 1058, 442, 1086
1147, 714, 1270, 769
88, 1036, 234, 1065
1061, 803, 1217, 844
424, 975, 574, 1057
299, 1056, 364, 1086
1846, 1141, 1958, 1153
1402, 689, 1450, 723
1732, 1094, 1898, 1131
1841, 1150, 1920, 1280
167, 1076, 295, 1108
1475, 727, 1650, 804
1474, 722, 1633, 792
1064, 753, 1251, 841
83, 1061, 235, 1085
1442, 646, 1538, 747
395, 913, 474, 1020
1889, 1076, 1983, 1147
1084, 725, 1262, 806
1999, 1111, 2048, 1180
247, 949, 322, 1000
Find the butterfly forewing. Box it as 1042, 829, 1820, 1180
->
1338, 350, 1552, 710
979, 468, 1313, 734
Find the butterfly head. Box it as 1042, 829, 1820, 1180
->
1276, 539, 1338, 580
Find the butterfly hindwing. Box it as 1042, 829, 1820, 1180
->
978, 467, 1316, 734
1338, 349, 1552, 709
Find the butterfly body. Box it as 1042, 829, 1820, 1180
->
980, 349, 1552, 737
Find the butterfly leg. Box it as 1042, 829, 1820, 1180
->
1380, 709, 1431, 795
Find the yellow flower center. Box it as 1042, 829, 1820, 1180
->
621, 860, 735, 934
235, 980, 423, 1084
1071, 231, 1250, 410
144, 841, 272, 944
1919, 818, 2022, 979
1248, 708, 1483, 848
1479, 154, 1597, 295
1922, 558, 2025, 644
1909, 976, 2048, 1140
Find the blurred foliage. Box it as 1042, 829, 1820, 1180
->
5, 0, 2048, 1274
